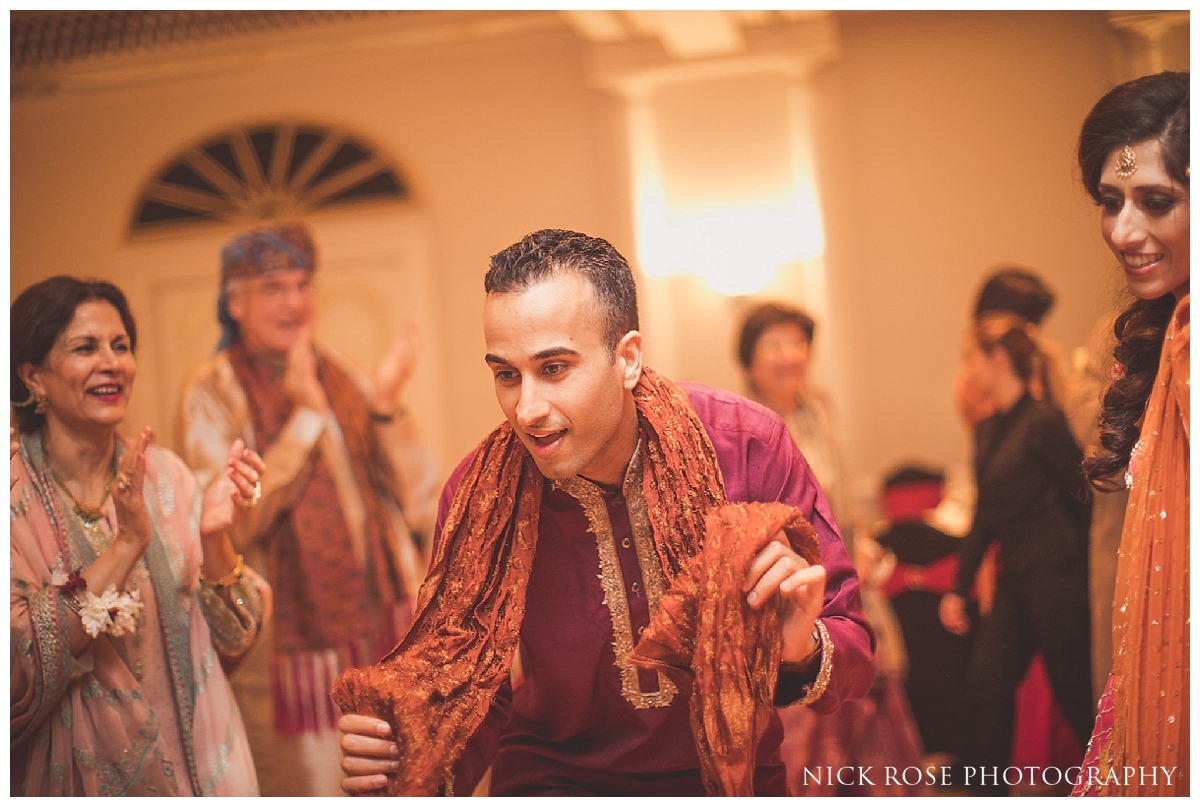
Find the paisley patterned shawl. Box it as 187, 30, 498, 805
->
227, 341, 403, 656
331, 366, 743, 795
628, 502, 821, 796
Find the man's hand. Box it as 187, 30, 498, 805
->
743, 533, 826, 662
283, 325, 329, 415
371, 321, 421, 416
338, 713, 400, 794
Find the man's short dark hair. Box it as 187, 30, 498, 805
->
485, 229, 639, 355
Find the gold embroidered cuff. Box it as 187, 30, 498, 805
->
792, 618, 833, 706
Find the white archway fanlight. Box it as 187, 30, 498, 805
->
131, 122, 409, 233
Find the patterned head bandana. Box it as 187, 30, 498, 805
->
220, 222, 316, 288
216, 222, 316, 351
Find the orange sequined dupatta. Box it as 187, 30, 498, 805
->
1105, 294, 1190, 795
330, 367, 729, 795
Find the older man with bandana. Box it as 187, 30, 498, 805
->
179, 222, 439, 796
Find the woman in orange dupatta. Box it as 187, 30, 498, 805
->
1073, 71, 1189, 797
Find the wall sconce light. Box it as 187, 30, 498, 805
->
627, 78, 825, 297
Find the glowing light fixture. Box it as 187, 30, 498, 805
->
628, 81, 825, 297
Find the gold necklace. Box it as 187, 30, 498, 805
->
49, 466, 113, 528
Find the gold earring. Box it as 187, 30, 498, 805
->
34, 394, 47, 414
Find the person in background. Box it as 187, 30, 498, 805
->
735, 302, 924, 796
952, 266, 1086, 792
179, 222, 440, 797
874, 464, 975, 779
1074, 70, 1189, 797
953, 266, 1059, 430
11, 276, 270, 795
735, 302, 854, 530
940, 312, 1093, 795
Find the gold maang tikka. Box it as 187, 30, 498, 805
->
1114, 145, 1138, 179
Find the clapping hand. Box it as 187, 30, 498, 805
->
371, 321, 421, 416
11, 427, 19, 490
283, 324, 330, 415
200, 439, 265, 541
111, 427, 154, 554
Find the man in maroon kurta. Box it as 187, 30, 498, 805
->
337, 229, 874, 795
446, 382, 873, 795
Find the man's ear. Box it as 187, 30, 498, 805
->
615, 330, 643, 391
225, 285, 246, 324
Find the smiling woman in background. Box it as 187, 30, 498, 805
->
1074, 70, 1189, 798
10, 276, 271, 795
736, 303, 853, 529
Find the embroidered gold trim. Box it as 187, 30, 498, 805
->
555, 451, 677, 709
793, 618, 834, 706
621, 447, 675, 688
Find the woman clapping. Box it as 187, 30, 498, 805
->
10, 275, 271, 795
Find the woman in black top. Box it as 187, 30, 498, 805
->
939, 311, 1093, 794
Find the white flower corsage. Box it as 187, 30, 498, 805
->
76, 585, 144, 638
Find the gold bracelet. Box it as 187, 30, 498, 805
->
200, 554, 245, 589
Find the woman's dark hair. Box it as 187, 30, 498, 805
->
736, 302, 816, 371
973, 311, 1064, 409
1084, 296, 1177, 490
10, 275, 138, 433
1077, 71, 1189, 204
1076, 71, 1190, 491
973, 266, 1055, 325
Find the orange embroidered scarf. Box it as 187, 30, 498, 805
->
1104, 294, 1190, 795
628, 502, 821, 796
330, 367, 816, 795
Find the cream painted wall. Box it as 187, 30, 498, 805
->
815, 10, 1182, 522
628, 11, 1187, 524
10, 11, 1187, 521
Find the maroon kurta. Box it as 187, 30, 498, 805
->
441, 384, 874, 795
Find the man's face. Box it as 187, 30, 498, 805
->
226, 267, 315, 354
483, 271, 642, 486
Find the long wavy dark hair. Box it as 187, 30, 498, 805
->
1077, 71, 1189, 491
